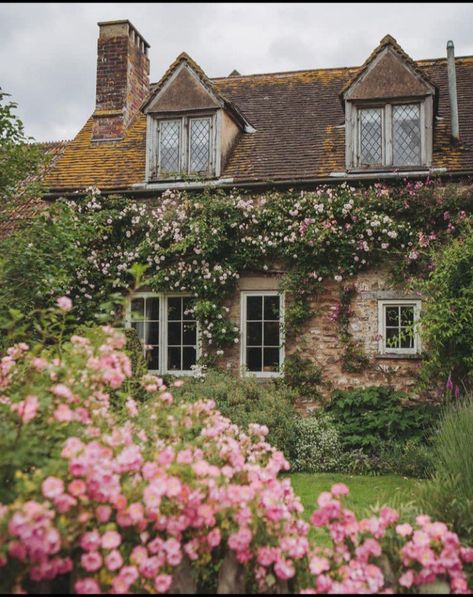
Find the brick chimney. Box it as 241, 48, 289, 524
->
92, 20, 150, 141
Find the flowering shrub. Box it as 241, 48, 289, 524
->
2, 181, 472, 368
290, 413, 343, 473
0, 303, 472, 593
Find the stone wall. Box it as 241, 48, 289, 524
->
216, 266, 422, 409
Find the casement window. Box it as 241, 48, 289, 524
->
377, 300, 421, 355
240, 291, 285, 377
126, 293, 199, 375
152, 114, 216, 179
353, 101, 427, 169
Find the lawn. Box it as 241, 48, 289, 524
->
289, 472, 423, 521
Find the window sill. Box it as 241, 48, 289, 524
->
347, 166, 428, 174
375, 353, 422, 360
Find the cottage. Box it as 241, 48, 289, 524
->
6, 20, 473, 398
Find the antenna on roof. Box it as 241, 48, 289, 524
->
228, 69, 241, 77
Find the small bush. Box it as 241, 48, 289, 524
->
171, 370, 298, 457
418, 395, 473, 545
281, 351, 322, 398
290, 411, 343, 473
327, 386, 439, 453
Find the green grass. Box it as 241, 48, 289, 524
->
288, 473, 423, 545
290, 472, 421, 519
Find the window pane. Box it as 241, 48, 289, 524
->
183, 347, 197, 370
385, 306, 399, 327
168, 347, 181, 371
146, 322, 159, 345
131, 321, 144, 342
168, 297, 181, 320
400, 306, 415, 326
359, 108, 383, 165
146, 347, 159, 370
189, 118, 210, 173
183, 297, 194, 320
159, 120, 181, 173
264, 322, 280, 346
385, 327, 400, 348
168, 322, 181, 346
400, 329, 414, 349
263, 348, 280, 371
247, 322, 262, 346
183, 322, 197, 345
146, 297, 160, 320
247, 348, 262, 372
264, 295, 280, 320
393, 104, 421, 166
247, 296, 263, 320
131, 298, 144, 320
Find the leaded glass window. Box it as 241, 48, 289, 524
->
189, 118, 211, 173
359, 108, 383, 165
159, 120, 181, 174
352, 102, 426, 170
393, 104, 421, 166
154, 114, 215, 179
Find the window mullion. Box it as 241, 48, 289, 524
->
160, 295, 166, 374
385, 104, 393, 166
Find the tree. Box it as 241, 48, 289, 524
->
0, 88, 44, 203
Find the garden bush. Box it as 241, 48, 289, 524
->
419, 226, 473, 392
0, 299, 472, 594
328, 385, 440, 453
290, 411, 343, 473
418, 395, 473, 545
169, 369, 299, 458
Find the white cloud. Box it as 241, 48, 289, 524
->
1, 2, 472, 141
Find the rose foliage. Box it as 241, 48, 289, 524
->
0, 302, 472, 594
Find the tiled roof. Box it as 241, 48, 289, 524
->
44, 55, 473, 192
0, 140, 69, 239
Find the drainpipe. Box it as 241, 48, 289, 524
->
447, 40, 460, 143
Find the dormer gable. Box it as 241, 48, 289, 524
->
143, 54, 221, 113
343, 35, 438, 172
343, 35, 437, 101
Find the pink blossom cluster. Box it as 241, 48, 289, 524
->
301, 484, 473, 594
0, 325, 472, 594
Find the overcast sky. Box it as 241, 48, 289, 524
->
1, 2, 473, 142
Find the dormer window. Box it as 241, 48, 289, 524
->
143, 54, 253, 185
154, 114, 216, 179
356, 102, 423, 169
342, 35, 436, 173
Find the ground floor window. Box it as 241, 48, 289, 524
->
240, 291, 284, 377
377, 299, 421, 355
126, 293, 199, 374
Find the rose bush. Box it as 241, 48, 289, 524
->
0, 301, 472, 594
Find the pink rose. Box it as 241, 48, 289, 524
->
57, 296, 72, 312
155, 574, 172, 593
42, 477, 64, 499
102, 530, 122, 550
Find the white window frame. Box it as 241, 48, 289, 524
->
152, 113, 217, 180
240, 290, 285, 378
125, 292, 200, 376
350, 100, 428, 170
377, 299, 421, 356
